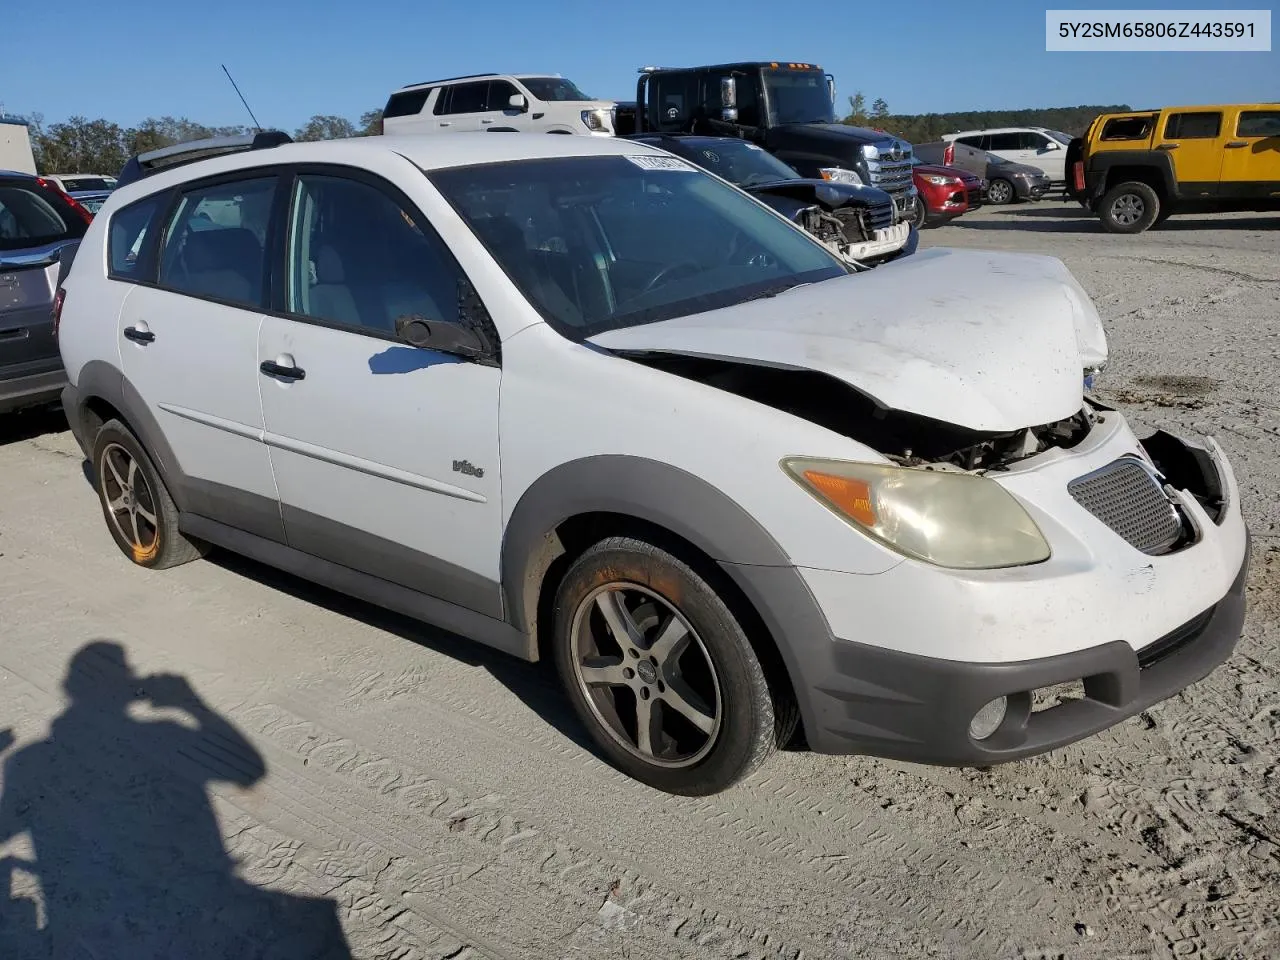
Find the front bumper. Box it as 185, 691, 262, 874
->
843, 221, 912, 263
758, 419, 1250, 764
801, 544, 1247, 763
1017, 177, 1052, 200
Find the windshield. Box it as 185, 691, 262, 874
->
430, 156, 845, 339
519, 77, 593, 102
763, 70, 835, 125
0, 181, 87, 252
674, 140, 801, 187
1046, 130, 1073, 145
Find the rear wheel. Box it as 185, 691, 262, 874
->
92, 420, 206, 569
553, 536, 784, 795
986, 178, 1015, 205
1099, 181, 1160, 234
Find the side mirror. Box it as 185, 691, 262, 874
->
719, 77, 738, 122
1043, 141, 1061, 151
826, 76, 836, 104
508, 93, 528, 112
395, 315, 486, 359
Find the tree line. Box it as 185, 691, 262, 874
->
20, 111, 384, 175
841, 93, 1133, 144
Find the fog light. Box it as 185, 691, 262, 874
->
969, 697, 1007, 740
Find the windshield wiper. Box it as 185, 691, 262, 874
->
739, 281, 807, 303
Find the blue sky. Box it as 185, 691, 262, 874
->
3, 0, 1276, 130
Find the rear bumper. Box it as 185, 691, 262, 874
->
0, 366, 66, 414
800, 544, 1247, 763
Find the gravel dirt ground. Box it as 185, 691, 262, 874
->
0, 201, 1277, 960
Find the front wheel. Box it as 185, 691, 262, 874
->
553, 537, 785, 795
986, 178, 1015, 205
1098, 181, 1161, 234
909, 196, 929, 230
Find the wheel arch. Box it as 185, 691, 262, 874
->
502, 456, 828, 737
69, 360, 186, 508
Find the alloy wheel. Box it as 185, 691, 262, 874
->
988, 179, 1013, 204
570, 583, 723, 768
99, 442, 159, 557
1110, 193, 1145, 226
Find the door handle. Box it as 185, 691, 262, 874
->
480, 118, 494, 124
1156, 143, 1179, 150
260, 360, 306, 381
123, 326, 155, 344
438, 121, 451, 127
1225, 140, 1248, 148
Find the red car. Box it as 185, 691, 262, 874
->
909, 160, 984, 228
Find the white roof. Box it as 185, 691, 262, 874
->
104, 133, 667, 207
944, 126, 1052, 138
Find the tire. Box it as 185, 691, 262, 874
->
1098, 181, 1160, 234
552, 536, 786, 795
909, 196, 929, 230
986, 178, 1015, 205
91, 419, 207, 569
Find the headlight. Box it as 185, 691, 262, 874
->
819, 167, 863, 186
581, 109, 610, 132
782, 458, 1051, 569
921, 174, 956, 186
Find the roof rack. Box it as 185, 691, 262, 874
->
116, 130, 292, 188
403, 73, 498, 89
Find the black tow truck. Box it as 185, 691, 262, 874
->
618, 61, 919, 222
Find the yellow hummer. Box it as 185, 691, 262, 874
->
1067, 104, 1280, 233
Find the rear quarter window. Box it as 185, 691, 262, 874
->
1099, 116, 1153, 141
108, 193, 167, 281
384, 88, 432, 118
1238, 111, 1280, 138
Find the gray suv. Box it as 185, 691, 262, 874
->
1, 171, 89, 414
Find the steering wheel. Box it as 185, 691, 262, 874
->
642, 260, 703, 294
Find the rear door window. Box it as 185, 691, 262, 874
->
157, 176, 277, 309
1100, 116, 1152, 141
986, 133, 1023, 151
1164, 112, 1222, 139
0, 180, 87, 250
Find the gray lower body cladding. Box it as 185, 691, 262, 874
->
748, 544, 1247, 764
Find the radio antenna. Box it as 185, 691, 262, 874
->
221, 64, 262, 132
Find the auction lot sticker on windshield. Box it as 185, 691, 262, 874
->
626, 155, 696, 171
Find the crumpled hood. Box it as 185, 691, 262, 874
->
589, 248, 1109, 433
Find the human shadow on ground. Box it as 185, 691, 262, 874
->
0, 640, 354, 959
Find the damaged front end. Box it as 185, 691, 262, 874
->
748, 182, 914, 268
630, 353, 1094, 471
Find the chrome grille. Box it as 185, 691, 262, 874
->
1067, 458, 1183, 555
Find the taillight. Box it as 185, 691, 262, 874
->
52, 288, 66, 339
1072, 161, 1085, 192
944, 142, 954, 165
36, 177, 94, 224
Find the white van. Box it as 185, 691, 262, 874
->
942, 127, 1072, 186
382, 73, 617, 137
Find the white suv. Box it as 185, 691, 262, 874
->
382, 73, 616, 137
943, 127, 1072, 185
55, 133, 1249, 795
